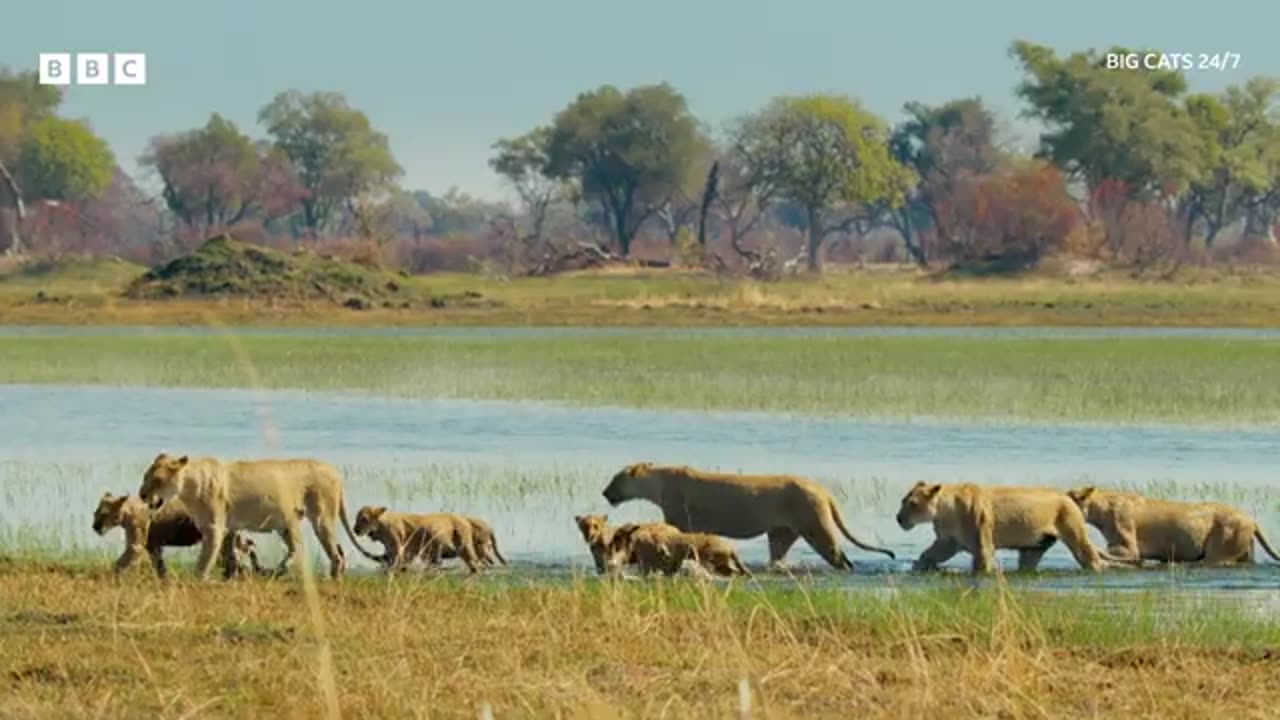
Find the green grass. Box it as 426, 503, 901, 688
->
3, 331, 1279, 424
6, 257, 1280, 326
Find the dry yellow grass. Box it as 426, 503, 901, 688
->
2, 561, 1277, 719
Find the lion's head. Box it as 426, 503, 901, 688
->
602, 462, 654, 507
575, 514, 608, 544
91, 492, 129, 535
354, 506, 386, 536
1065, 486, 1102, 522
896, 482, 942, 530
139, 453, 189, 510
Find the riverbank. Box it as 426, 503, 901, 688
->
5, 260, 1280, 328
1, 560, 1276, 718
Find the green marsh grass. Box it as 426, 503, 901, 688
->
4, 332, 1280, 424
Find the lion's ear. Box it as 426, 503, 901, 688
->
153, 452, 167, 463
1075, 486, 1096, 502
175, 456, 189, 467
924, 483, 942, 498
372, 506, 387, 517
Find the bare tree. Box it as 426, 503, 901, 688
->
0, 159, 25, 255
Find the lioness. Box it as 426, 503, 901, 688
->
353, 506, 482, 574
138, 453, 380, 580
601, 463, 894, 571
1066, 486, 1280, 565
574, 514, 678, 574
896, 482, 1137, 574
459, 515, 507, 567
611, 525, 751, 578
92, 492, 263, 580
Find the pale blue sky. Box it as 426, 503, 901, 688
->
3, 0, 1274, 203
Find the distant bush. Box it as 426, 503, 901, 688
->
934, 162, 1079, 271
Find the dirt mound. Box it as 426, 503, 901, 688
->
124, 235, 412, 306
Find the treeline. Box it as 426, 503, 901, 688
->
0, 41, 1278, 278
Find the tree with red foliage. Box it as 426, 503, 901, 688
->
934, 162, 1078, 270
141, 114, 307, 242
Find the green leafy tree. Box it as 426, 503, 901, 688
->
541, 83, 705, 256
0, 68, 64, 254
1184, 78, 1280, 245
729, 94, 914, 272
16, 115, 115, 201
258, 90, 402, 236
1011, 41, 1209, 199
490, 126, 567, 242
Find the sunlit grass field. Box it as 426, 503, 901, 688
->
1, 560, 1278, 718
3, 331, 1279, 424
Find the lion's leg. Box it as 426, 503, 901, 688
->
114, 544, 144, 576
311, 520, 346, 580
800, 525, 853, 571
912, 537, 960, 572
766, 528, 799, 570
1056, 517, 1104, 572
146, 547, 168, 580
219, 534, 241, 580
1202, 523, 1248, 566
194, 524, 225, 581
458, 539, 481, 574
275, 523, 301, 576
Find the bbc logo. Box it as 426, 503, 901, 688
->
39, 53, 147, 86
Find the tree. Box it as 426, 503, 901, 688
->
489, 126, 566, 243
1011, 41, 1209, 202
16, 115, 115, 202
887, 98, 1003, 265
1184, 78, 1280, 246
0, 70, 65, 254
729, 94, 914, 272
141, 113, 306, 237
542, 83, 706, 257
258, 90, 402, 236
933, 160, 1079, 269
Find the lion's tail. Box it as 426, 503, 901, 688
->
489, 535, 509, 566
829, 500, 896, 560
1255, 527, 1280, 562
338, 496, 382, 562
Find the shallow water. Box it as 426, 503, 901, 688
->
2, 382, 1277, 594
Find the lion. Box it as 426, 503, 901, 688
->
574, 514, 677, 574
610, 525, 751, 578
896, 482, 1141, 574
459, 515, 507, 567
601, 463, 894, 571
137, 453, 380, 581
92, 492, 263, 580
1066, 486, 1280, 565
353, 506, 482, 574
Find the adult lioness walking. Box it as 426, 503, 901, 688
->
601, 462, 894, 571
138, 453, 380, 580
1066, 486, 1280, 565
896, 481, 1135, 574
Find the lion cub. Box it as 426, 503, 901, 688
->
610, 525, 750, 578
574, 514, 678, 575
353, 506, 482, 574
92, 492, 262, 580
